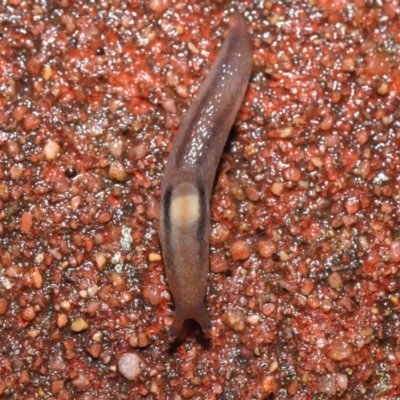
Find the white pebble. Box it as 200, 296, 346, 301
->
108, 138, 124, 157
44, 140, 60, 160
118, 353, 143, 381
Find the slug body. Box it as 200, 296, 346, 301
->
159, 13, 252, 340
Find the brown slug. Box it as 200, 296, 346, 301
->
159, 13, 253, 340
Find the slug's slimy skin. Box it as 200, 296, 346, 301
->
159, 13, 253, 340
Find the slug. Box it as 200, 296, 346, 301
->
159, 13, 252, 340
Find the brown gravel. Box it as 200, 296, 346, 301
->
0, 298, 9, 315
230, 239, 251, 261
21, 306, 36, 322
328, 339, 353, 361
210, 253, 229, 273
0, 1, 400, 399
258, 239, 277, 258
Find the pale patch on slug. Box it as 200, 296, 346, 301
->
170, 182, 200, 227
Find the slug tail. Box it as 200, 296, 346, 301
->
193, 303, 212, 334
168, 315, 183, 342
168, 304, 212, 342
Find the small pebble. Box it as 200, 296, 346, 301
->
307, 297, 321, 309
390, 294, 399, 306
86, 343, 102, 358
0, 298, 9, 315
108, 138, 123, 157
278, 251, 290, 261
145, 194, 159, 220
9, 164, 24, 180
210, 253, 229, 273
97, 212, 112, 223
245, 144, 257, 156
13, 105, 28, 121
44, 140, 60, 160
148, 253, 161, 262
287, 379, 299, 396
57, 313, 68, 328
130, 143, 148, 160
70, 196, 82, 210
327, 272, 343, 289
94, 253, 106, 270
71, 317, 89, 332
109, 161, 127, 182
22, 306, 36, 321
51, 380, 64, 395
336, 374, 348, 392
377, 82, 388, 95
29, 267, 43, 288
245, 186, 259, 201
175, 84, 188, 98
129, 332, 149, 348
258, 240, 277, 258
118, 353, 143, 380
311, 157, 323, 167
318, 374, 336, 395
42, 65, 53, 80
0, 183, 9, 200
355, 130, 369, 145
262, 303, 275, 316
320, 114, 334, 130
328, 339, 353, 361
20, 212, 33, 233
161, 98, 177, 114
271, 182, 283, 196
341, 57, 355, 72
300, 279, 314, 296
149, 0, 171, 12
246, 314, 260, 325
230, 239, 250, 261
365, 54, 389, 75
226, 310, 246, 332
262, 376, 278, 394
283, 167, 301, 182
279, 126, 292, 138
24, 113, 41, 130
345, 197, 359, 214
143, 285, 161, 306
269, 361, 279, 373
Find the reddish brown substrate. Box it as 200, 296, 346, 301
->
0, 0, 400, 399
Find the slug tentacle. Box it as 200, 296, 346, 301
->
159, 13, 252, 340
